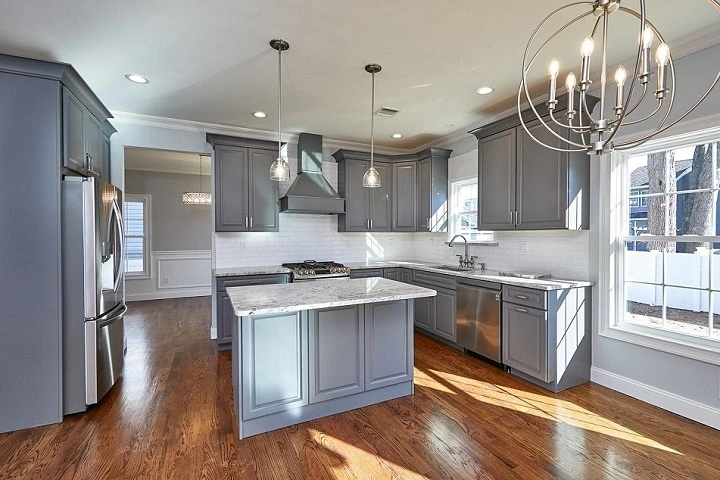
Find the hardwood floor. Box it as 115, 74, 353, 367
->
1, 296, 719, 479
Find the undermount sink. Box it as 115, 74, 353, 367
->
434, 265, 477, 272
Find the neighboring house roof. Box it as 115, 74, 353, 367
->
630, 159, 693, 188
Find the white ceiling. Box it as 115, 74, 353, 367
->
1, 1, 718, 149
125, 148, 210, 176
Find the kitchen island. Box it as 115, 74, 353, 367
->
226, 277, 436, 439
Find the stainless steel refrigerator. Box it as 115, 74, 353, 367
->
62, 176, 126, 415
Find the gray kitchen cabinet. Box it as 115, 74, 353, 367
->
383, 268, 401, 281
207, 135, 280, 232
215, 273, 290, 349
411, 270, 457, 342
502, 302, 548, 382
392, 161, 417, 231
471, 95, 598, 231
309, 306, 364, 403
400, 269, 412, 284
99, 133, 111, 182
336, 157, 391, 232
413, 294, 432, 330
417, 149, 451, 233
364, 301, 413, 390
501, 284, 592, 392
350, 268, 384, 279
240, 311, 308, 420
84, 113, 103, 177
433, 287, 456, 341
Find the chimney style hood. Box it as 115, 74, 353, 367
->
280, 133, 345, 214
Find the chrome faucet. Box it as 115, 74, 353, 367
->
449, 234, 479, 270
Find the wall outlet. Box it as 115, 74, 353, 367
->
518, 241, 529, 252
241, 242, 247, 251
163, 277, 169, 284
346, 240, 351, 248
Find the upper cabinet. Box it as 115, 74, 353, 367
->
470, 94, 598, 231
207, 134, 280, 233
333, 148, 451, 233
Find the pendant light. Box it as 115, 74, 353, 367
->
363, 64, 382, 188
182, 155, 212, 205
269, 39, 291, 182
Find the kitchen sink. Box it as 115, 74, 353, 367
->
434, 265, 478, 272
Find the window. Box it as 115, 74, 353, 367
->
123, 194, 151, 278
609, 127, 720, 360
450, 178, 494, 242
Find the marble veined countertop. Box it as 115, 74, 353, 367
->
345, 260, 594, 291
226, 277, 437, 316
214, 265, 292, 277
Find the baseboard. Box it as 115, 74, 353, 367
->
126, 287, 211, 302
591, 367, 720, 430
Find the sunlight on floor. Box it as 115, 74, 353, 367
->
414, 368, 456, 394
308, 428, 427, 479
420, 368, 681, 455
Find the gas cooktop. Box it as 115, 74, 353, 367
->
281, 260, 350, 280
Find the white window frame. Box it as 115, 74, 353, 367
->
124, 194, 152, 279
449, 177, 495, 243
599, 124, 720, 366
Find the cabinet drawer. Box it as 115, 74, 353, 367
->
350, 268, 384, 278
412, 270, 457, 290
503, 285, 546, 310
217, 274, 290, 292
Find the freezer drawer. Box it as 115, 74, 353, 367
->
85, 304, 126, 405
456, 283, 501, 362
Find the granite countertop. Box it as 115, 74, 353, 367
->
214, 266, 293, 277
227, 277, 437, 316
345, 260, 594, 291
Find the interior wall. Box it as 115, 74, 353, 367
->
589, 43, 720, 427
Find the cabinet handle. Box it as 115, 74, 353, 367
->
516, 210, 520, 225
249, 217, 253, 228
426, 217, 430, 228
515, 307, 529, 313
245, 217, 248, 228
515, 294, 529, 299
370, 219, 373, 230
509, 211, 513, 225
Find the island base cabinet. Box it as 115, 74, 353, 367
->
240, 312, 308, 421
233, 300, 415, 439
365, 301, 414, 390
309, 306, 364, 403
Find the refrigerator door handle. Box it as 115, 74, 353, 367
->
111, 200, 125, 293
96, 304, 128, 328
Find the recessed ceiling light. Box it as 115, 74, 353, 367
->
125, 73, 149, 84
391, 133, 403, 139
475, 86, 494, 95
252, 111, 267, 118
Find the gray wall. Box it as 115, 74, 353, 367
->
590, 44, 720, 413
125, 169, 211, 251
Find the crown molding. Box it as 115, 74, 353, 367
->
110, 111, 413, 156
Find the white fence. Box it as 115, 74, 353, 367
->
626, 250, 720, 313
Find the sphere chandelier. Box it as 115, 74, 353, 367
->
518, 0, 720, 155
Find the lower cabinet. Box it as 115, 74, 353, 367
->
433, 287, 457, 341
364, 301, 413, 390
502, 303, 548, 382
413, 272, 457, 343
383, 268, 401, 281
349, 268, 384, 279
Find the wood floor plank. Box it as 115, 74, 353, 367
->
1, 296, 719, 480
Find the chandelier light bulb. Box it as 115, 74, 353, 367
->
549, 59, 560, 78
565, 72, 577, 90
614, 65, 627, 86
641, 27, 654, 49
655, 43, 670, 66
270, 156, 290, 182
580, 36, 595, 58
362, 167, 381, 188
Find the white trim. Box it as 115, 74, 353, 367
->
126, 287, 211, 302
210, 327, 217, 340
124, 194, 152, 279
154, 250, 212, 290
591, 367, 720, 430
110, 111, 412, 156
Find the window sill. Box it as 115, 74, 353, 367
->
444, 241, 499, 247
600, 322, 720, 366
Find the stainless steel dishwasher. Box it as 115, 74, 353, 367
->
456, 280, 502, 363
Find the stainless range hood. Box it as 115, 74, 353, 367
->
279, 132, 345, 214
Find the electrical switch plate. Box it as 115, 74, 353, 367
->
518, 241, 529, 252
163, 277, 169, 284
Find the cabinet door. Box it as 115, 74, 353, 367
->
502, 303, 548, 382
100, 135, 111, 182
478, 129, 517, 230
369, 162, 391, 231
349, 268, 384, 279
84, 113, 103, 177
365, 301, 412, 390
392, 161, 417, 231
247, 148, 279, 232
383, 268, 400, 281
215, 146, 249, 232
63, 88, 87, 175
516, 120, 568, 229
343, 160, 371, 231
217, 292, 235, 348
309, 306, 364, 403
414, 290, 432, 330
417, 157, 432, 231
241, 311, 308, 420
433, 287, 456, 342
400, 269, 412, 285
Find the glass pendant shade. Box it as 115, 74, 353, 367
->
270, 156, 290, 181
362, 166, 381, 188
